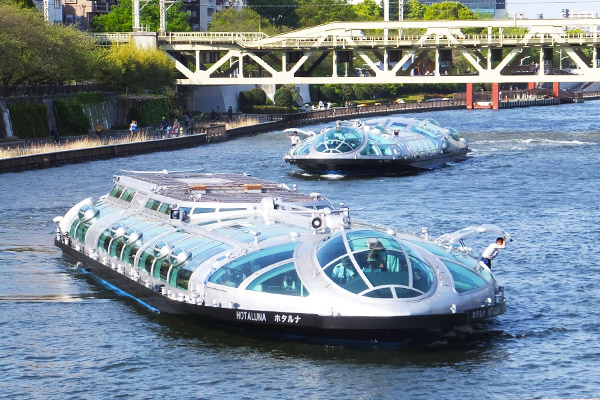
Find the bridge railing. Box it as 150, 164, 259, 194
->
159, 31, 267, 44
89, 32, 131, 46
265, 99, 466, 125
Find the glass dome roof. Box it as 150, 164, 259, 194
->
312, 126, 364, 154
316, 229, 435, 299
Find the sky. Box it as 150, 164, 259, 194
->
505, 0, 600, 19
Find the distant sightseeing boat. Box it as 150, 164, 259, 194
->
284, 116, 469, 176
54, 171, 506, 341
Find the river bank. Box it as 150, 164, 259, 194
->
0, 95, 565, 173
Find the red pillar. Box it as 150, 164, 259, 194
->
552, 82, 560, 97
528, 82, 535, 91
492, 83, 500, 110
466, 83, 473, 109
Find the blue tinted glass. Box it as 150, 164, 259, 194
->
209, 242, 297, 288
246, 262, 309, 297
443, 260, 487, 293
316, 234, 347, 268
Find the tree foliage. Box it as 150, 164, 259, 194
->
423, 1, 477, 20
247, 0, 298, 28
296, 0, 357, 27
91, 0, 190, 32
0, 2, 100, 86
353, 0, 382, 21
208, 7, 280, 35
403, 0, 427, 20
95, 44, 176, 93
274, 86, 294, 108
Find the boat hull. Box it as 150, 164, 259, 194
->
57, 239, 505, 341
286, 150, 470, 176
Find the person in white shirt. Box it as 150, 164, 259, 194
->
290, 131, 300, 146
480, 237, 506, 269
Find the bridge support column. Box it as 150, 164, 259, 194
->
466, 83, 473, 109
553, 82, 560, 97
492, 83, 500, 110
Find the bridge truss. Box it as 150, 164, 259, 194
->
155, 19, 600, 86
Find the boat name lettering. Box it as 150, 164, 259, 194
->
472, 306, 500, 319
236, 311, 267, 322
274, 314, 301, 324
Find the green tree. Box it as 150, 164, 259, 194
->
95, 44, 175, 93
353, 0, 382, 21
208, 7, 280, 35
91, 0, 190, 32
403, 0, 427, 20
296, 0, 357, 27
423, 1, 477, 20
274, 86, 294, 108
247, 0, 298, 28
0, 2, 100, 86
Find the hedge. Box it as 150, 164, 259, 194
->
7, 102, 49, 139
239, 105, 295, 114
53, 98, 91, 135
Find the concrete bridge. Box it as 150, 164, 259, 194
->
91, 18, 600, 109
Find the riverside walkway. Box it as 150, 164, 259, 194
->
0, 94, 567, 173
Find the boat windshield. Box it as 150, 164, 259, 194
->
316, 229, 435, 299
313, 127, 364, 154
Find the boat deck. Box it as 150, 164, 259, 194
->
128, 172, 320, 203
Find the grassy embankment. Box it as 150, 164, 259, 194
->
0, 117, 260, 160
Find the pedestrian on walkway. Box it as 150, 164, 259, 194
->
51, 126, 59, 144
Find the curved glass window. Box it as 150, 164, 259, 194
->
193, 208, 216, 214
314, 127, 363, 154
246, 262, 309, 297
317, 230, 435, 298
407, 241, 492, 285
409, 255, 434, 293
209, 242, 298, 288
443, 260, 487, 293
360, 140, 381, 156
292, 140, 313, 156
109, 185, 124, 198
316, 234, 347, 268
145, 199, 161, 211
98, 231, 112, 252
109, 239, 126, 258
323, 256, 368, 294
75, 221, 92, 242
363, 288, 394, 298
169, 243, 230, 288
120, 188, 136, 202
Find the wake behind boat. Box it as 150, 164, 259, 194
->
284, 117, 470, 176
54, 171, 505, 341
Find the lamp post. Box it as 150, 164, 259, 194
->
520, 56, 531, 66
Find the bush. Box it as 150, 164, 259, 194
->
239, 105, 294, 114
320, 85, 342, 103
249, 88, 267, 105
274, 87, 294, 108
7, 102, 49, 139
137, 97, 169, 126
353, 84, 374, 101
239, 90, 254, 106
53, 98, 91, 135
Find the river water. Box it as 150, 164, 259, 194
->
1, 102, 599, 399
